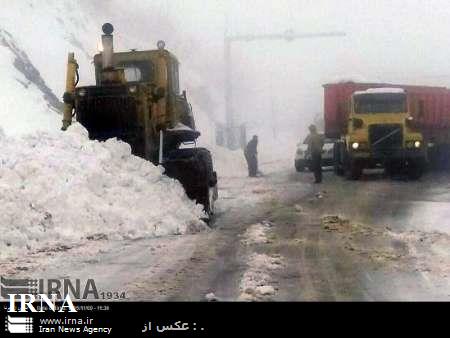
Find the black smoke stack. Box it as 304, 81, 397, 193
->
101, 23, 114, 70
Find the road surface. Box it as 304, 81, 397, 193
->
2, 161, 450, 301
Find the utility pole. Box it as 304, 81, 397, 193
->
224, 37, 235, 149
224, 29, 346, 149
271, 89, 276, 140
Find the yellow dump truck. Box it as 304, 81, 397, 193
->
324, 83, 427, 179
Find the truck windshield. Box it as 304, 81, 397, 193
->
354, 93, 406, 114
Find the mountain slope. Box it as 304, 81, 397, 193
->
0, 28, 60, 135
0, 0, 220, 140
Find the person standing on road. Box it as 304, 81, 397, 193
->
244, 135, 258, 177
304, 124, 324, 183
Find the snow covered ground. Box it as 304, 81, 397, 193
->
0, 1, 229, 262
0, 123, 206, 260
238, 253, 283, 301
0, 148, 295, 300
239, 221, 284, 301
0, 2, 301, 300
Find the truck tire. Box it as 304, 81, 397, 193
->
163, 148, 218, 222
189, 149, 217, 220
407, 158, 425, 180
345, 159, 362, 180
333, 142, 344, 176
334, 163, 344, 176
385, 160, 401, 177
198, 185, 216, 222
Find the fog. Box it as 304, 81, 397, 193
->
2, 1, 450, 302
63, 1, 450, 142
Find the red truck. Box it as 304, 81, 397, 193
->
323, 82, 450, 179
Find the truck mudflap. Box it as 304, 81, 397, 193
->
426, 143, 450, 170
163, 148, 218, 221
385, 156, 426, 179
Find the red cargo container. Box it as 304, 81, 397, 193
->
323, 82, 450, 139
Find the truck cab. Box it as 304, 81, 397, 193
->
335, 88, 426, 179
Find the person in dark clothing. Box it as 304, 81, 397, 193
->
244, 135, 258, 177
304, 125, 324, 183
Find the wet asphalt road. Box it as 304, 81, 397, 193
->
3, 164, 450, 301
162, 166, 450, 301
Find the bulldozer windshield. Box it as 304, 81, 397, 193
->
117, 60, 154, 83
354, 93, 406, 114
95, 59, 155, 85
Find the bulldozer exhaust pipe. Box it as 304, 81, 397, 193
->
101, 23, 114, 69
159, 130, 164, 164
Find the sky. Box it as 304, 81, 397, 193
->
9, 0, 450, 142
123, 0, 450, 141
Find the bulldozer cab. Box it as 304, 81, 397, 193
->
91, 48, 185, 134
71, 34, 197, 162
93, 49, 179, 93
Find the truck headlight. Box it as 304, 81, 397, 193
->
352, 142, 359, 150
129, 85, 137, 94
406, 140, 422, 148
78, 89, 87, 97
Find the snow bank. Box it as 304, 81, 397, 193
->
241, 223, 269, 245
210, 145, 248, 178
238, 253, 283, 301
0, 123, 206, 259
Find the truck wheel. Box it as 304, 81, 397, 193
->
385, 161, 398, 177
196, 150, 218, 223
334, 163, 344, 176
198, 184, 218, 224
333, 142, 344, 176
407, 159, 425, 180
163, 147, 218, 223
194, 150, 217, 221
345, 159, 362, 180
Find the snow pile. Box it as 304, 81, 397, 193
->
256, 134, 299, 175
209, 145, 248, 178
0, 123, 206, 259
238, 253, 283, 301
241, 223, 269, 245
385, 229, 450, 276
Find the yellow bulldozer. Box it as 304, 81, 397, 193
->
62, 23, 218, 219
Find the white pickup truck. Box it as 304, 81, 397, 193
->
295, 136, 335, 172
